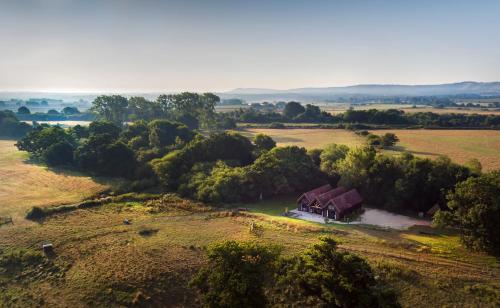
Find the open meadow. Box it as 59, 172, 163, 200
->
0, 140, 111, 223
241, 128, 500, 171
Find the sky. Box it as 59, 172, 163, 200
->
0, 0, 499, 92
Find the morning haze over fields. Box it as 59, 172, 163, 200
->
0, 1, 499, 307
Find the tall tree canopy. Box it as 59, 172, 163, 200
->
90, 95, 129, 126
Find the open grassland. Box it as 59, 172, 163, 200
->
0, 140, 112, 222
0, 195, 498, 307
378, 129, 500, 171
242, 128, 500, 171
240, 128, 365, 149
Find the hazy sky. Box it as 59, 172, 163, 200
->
1, 0, 499, 92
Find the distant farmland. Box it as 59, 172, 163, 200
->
242, 128, 500, 171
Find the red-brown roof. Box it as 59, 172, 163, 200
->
328, 189, 363, 217
297, 184, 332, 204
313, 186, 347, 208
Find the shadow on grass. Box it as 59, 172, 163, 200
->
388, 145, 439, 157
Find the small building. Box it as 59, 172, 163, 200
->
297, 186, 363, 220
296, 184, 332, 212
325, 189, 363, 220
309, 186, 347, 216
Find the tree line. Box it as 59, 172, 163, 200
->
228, 103, 500, 128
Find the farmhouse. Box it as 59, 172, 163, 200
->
297, 186, 363, 220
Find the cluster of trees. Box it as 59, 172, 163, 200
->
228, 101, 338, 123
317, 145, 474, 213
0, 111, 32, 138
354, 130, 399, 149
90, 93, 232, 129
15, 119, 196, 184
190, 237, 399, 307
152, 132, 325, 203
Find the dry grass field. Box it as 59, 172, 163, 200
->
240, 128, 365, 149
0, 196, 498, 307
378, 129, 500, 171
242, 128, 500, 171
0, 140, 111, 222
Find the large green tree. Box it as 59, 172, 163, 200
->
190, 241, 280, 308
90, 95, 129, 126
434, 171, 500, 255
272, 237, 400, 308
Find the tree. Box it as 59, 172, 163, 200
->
283, 101, 305, 118
434, 171, 500, 255
88, 121, 121, 139
272, 237, 400, 308
190, 241, 280, 308
320, 144, 350, 177
0, 110, 31, 138
43, 141, 74, 166
90, 95, 129, 126
307, 148, 323, 166
148, 120, 194, 148
253, 133, 276, 155
336, 146, 376, 188
17, 106, 30, 114
381, 133, 399, 147
62, 106, 80, 115
16, 126, 75, 157
47, 109, 59, 115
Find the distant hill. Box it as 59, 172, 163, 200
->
223, 82, 500, 102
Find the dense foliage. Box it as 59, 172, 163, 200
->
434, 171, 500, 255
0, 111, 31, 138
318, 146, 471, 213
190, 241, 280, 308
191, 237, 400, 308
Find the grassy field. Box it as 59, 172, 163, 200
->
241, 128, 500, 171
239, 128, 365, 149
378, 129, 500, 171
0, 140, 112, 223
0, 195, 498, 307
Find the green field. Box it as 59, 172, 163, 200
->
242, 128, 500, 171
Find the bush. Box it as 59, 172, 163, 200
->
43, 141, 74, 166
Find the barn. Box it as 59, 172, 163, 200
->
297, 186, 363, 220
296, 184, 332, 212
